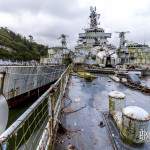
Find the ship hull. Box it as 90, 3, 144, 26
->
0, 65, 66, 108
7, 81, 55, 108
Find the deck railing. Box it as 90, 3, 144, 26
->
0, 64, 72, 150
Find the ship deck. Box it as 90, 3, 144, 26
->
55, 74, 150, 150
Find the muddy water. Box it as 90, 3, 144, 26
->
55, 74, 150, 150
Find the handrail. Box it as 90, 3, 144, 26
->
0, 64, 72, 149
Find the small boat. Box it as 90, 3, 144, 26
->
77, 71, 97, 80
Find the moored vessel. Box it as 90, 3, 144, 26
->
0, 64, 66, 108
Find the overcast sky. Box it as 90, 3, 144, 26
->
0, 0, 150, 48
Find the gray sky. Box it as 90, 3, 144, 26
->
0, 0, 150, 48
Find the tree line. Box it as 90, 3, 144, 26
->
0, 27, 48, 61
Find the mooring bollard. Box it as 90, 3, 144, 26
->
108, 91, 125, 116
121, 106, 150, 144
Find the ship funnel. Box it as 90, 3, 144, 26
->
0, 95, 9, 134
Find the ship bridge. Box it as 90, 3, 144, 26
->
77, 6, 111, 47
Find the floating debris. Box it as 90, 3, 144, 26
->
77, 71, 97, 81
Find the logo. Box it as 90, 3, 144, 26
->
139, 129, 150, 143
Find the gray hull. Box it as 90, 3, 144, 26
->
0, 65, 66, 108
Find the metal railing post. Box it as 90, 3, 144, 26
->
49, 91, 55, 149
48, 95, 52, 135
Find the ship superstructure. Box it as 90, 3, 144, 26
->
76, 6, 111, 49
40, 34, 71, 65
74, 7, 117, 67
116, 32, 150, 66
0, 64, 66, 108
116, 31, 130, 64
127, 42, 150, 65
58, 34, 68, 48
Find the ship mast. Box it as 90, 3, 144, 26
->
89, 6, 100, 29
58, 34, 68, 48
116, 31, 130, 64
115, 31, 130, 49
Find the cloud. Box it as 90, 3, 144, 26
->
0, 0, 150, 48
0, 0, 87, 20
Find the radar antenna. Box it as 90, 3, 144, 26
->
58, 34, 68, 48
89, 6, 100, 29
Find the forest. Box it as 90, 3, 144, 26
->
0, 27, 48, 61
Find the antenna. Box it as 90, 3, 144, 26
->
115, 31, 130, 48
89, 6, 100, 28
58, 34, 68, 48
